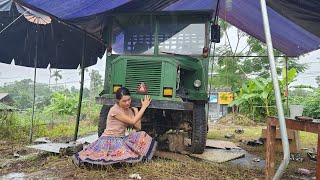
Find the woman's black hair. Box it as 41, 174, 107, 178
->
115, 87, 131, 100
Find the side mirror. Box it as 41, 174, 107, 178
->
211, 24, 220, 43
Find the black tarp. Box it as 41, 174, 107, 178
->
267, 0, 320, 38
0, 4, 105, 69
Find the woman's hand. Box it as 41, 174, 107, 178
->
141, 95, 151, 108
116, 95, 151, 125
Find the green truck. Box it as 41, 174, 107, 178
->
96, 13, 213, 153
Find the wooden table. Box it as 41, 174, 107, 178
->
266, 117, 320, 179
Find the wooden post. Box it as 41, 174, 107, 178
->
73, 34, 86, 141
266, 120, 276, 179
317, 133, 320, 179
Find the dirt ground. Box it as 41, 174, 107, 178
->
0, 144, 263, 179
0, 124, 318, 179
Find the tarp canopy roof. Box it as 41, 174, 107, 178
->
0, 0, 320, 69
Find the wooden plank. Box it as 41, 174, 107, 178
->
261, 128, 295, 140
266, 117, 320, 179
266, 121, 276, 180
268, 117, 320, 134
261, 129, 299, 153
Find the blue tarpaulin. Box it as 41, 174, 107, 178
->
0, 0, 320, 68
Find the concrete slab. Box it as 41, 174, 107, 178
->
27, 143, 74, 153
27, 134, 98, 154
190, 149, 245, 163
34, 137, 52, 144
76, 134, 98, 144
185, 139, 241, 150
206, 139, 241, 149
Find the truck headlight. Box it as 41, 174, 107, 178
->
193, 80, 201, 88
163, 87, 173, 97
113, 84, 122, 93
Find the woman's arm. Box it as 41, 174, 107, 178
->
114, 95, 151, 125
132, 107, 141, 130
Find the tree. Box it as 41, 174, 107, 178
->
89, 70, 103, 101
316, 76, 320, 87
243, 37, 307, 78
209, 20, 307, 91
230, 68, 297, 120
44, 92, 78, 115
0, 79, 52, 109
51, 69, 62, 88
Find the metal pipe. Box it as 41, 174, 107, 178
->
260, 0, 290, 179
285, 57, 289, 116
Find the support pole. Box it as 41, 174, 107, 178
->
260, 0, 290, 179
73, 35, 86, 141
29, 27, 38, 144
29, 61, 37, 143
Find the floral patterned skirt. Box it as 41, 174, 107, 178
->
73, 131, 157, 165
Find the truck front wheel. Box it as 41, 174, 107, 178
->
98, 105, 111, 137
190, 102, 207, 154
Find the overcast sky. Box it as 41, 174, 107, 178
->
0, 26, 319, 89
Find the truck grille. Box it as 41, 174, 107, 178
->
125, 60, 162, 96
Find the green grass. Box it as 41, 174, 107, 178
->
36, 120, 97, 139
299, 131, 318, 148
208, 124, 318, 149
16, 156, 263, 179
208, 124, 263, 141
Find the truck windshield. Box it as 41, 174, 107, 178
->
158, 23, 205, 55
111, 15, 207, 56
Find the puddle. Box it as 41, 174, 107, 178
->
1, 172, 26, 179
229, 150, 265, 169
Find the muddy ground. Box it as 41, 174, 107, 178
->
0, 124, 318, 179
0, 144, 264, 179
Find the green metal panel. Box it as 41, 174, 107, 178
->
110, 58, 127, 92
106, 55, 208, 101
162, 61, 177, 97
125, 59, 162, 96
175, 57, 208, 100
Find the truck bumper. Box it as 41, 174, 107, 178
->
96, 96, 193, 111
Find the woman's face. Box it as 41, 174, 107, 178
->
118, 95, 131, 109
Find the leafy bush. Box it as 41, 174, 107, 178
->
230, 68, 297, 121
0, 111, 29, 141
44, 92, 78, 115
295, 89, 320, 118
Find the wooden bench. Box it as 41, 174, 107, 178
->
265, 117, 320, 179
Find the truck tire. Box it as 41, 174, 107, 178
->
191, 102, 207, 154
98, 105, 111, 137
